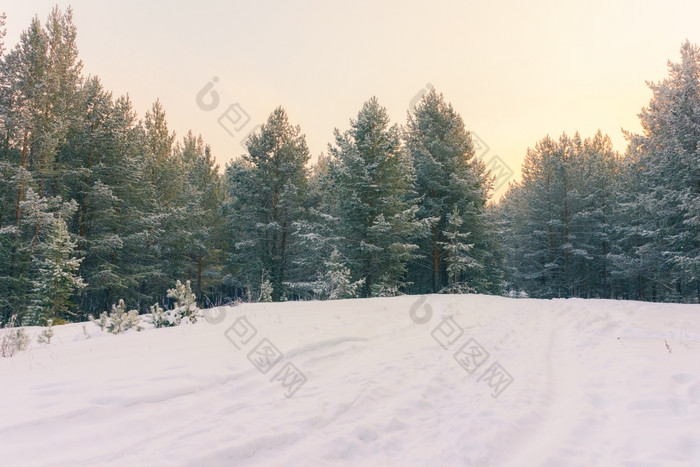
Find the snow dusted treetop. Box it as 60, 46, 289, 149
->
0, 12, 5, 61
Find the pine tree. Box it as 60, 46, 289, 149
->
0, 8, 226, 319
498, 132, 621, 298
12, 188, 78, 324
56, 82, 163, 314
438, 206, 477, 293
172, 131, 224, 298
620, 41, 700, 301
259, 277, 273, 303
107, 96, 162, 310
0, 315, 30, 358
103, 299, 141, 334
318, 248, 363, 299
60, 77, 127, 313
0, 8, 84, 322
285, 153, 341, 299
572, 132, 620, 297
222, 158, 257, 300
328, 97, 421, 296
31, 216, 86, 323
37, 319, 54, 344
143, 99, 179, 300
166, 279, 201, 323
405, 89, 497, 294
224, 107, 310, 301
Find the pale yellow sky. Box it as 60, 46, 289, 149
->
4, 1, 700, 198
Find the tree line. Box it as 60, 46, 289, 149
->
0, 8, 499, 324
497, 41, 700, 302
1, 9, 698, 325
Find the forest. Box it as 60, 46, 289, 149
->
1, 8, 699, 325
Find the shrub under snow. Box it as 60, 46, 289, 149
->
165, 280, 202, 324
0, 315, 30, 357
89, 300, 142, 334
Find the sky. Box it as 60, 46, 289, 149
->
4, 0, 700, 198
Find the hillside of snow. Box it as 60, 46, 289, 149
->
1, 295, 700, 466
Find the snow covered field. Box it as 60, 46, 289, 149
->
1, 295, 700, 466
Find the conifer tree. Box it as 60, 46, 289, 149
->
225, 107, 310, 301
32, 216, 86, 323
498, 132, 620, 298
621, 41, 700, 301
438, 206, 477, 293
405, 89, 496, 294
318, 248, 363, 299
328, 97, 421, 296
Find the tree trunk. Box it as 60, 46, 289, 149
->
432, 225, 440, 293
15, 131, 30, 221
79, 149, 93, 238
197, 255, 203, 296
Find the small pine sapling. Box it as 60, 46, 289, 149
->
319, 248, 364, 299
89, 312, 109, 331
107, 300, 127, 334
89, 300, 142, 334
123, 310, 142, 332
107, 300, 142, 334
259, 279, 273, 303
150, 302, 178, 328
369, 275, 401, 298
37, 319, 55, 344
167, 280, 202, 323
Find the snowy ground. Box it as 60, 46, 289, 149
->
1, 295, 700, 466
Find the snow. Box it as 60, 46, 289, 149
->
1, 295, 700, 466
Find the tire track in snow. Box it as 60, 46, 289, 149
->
493, 302, 587, 466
